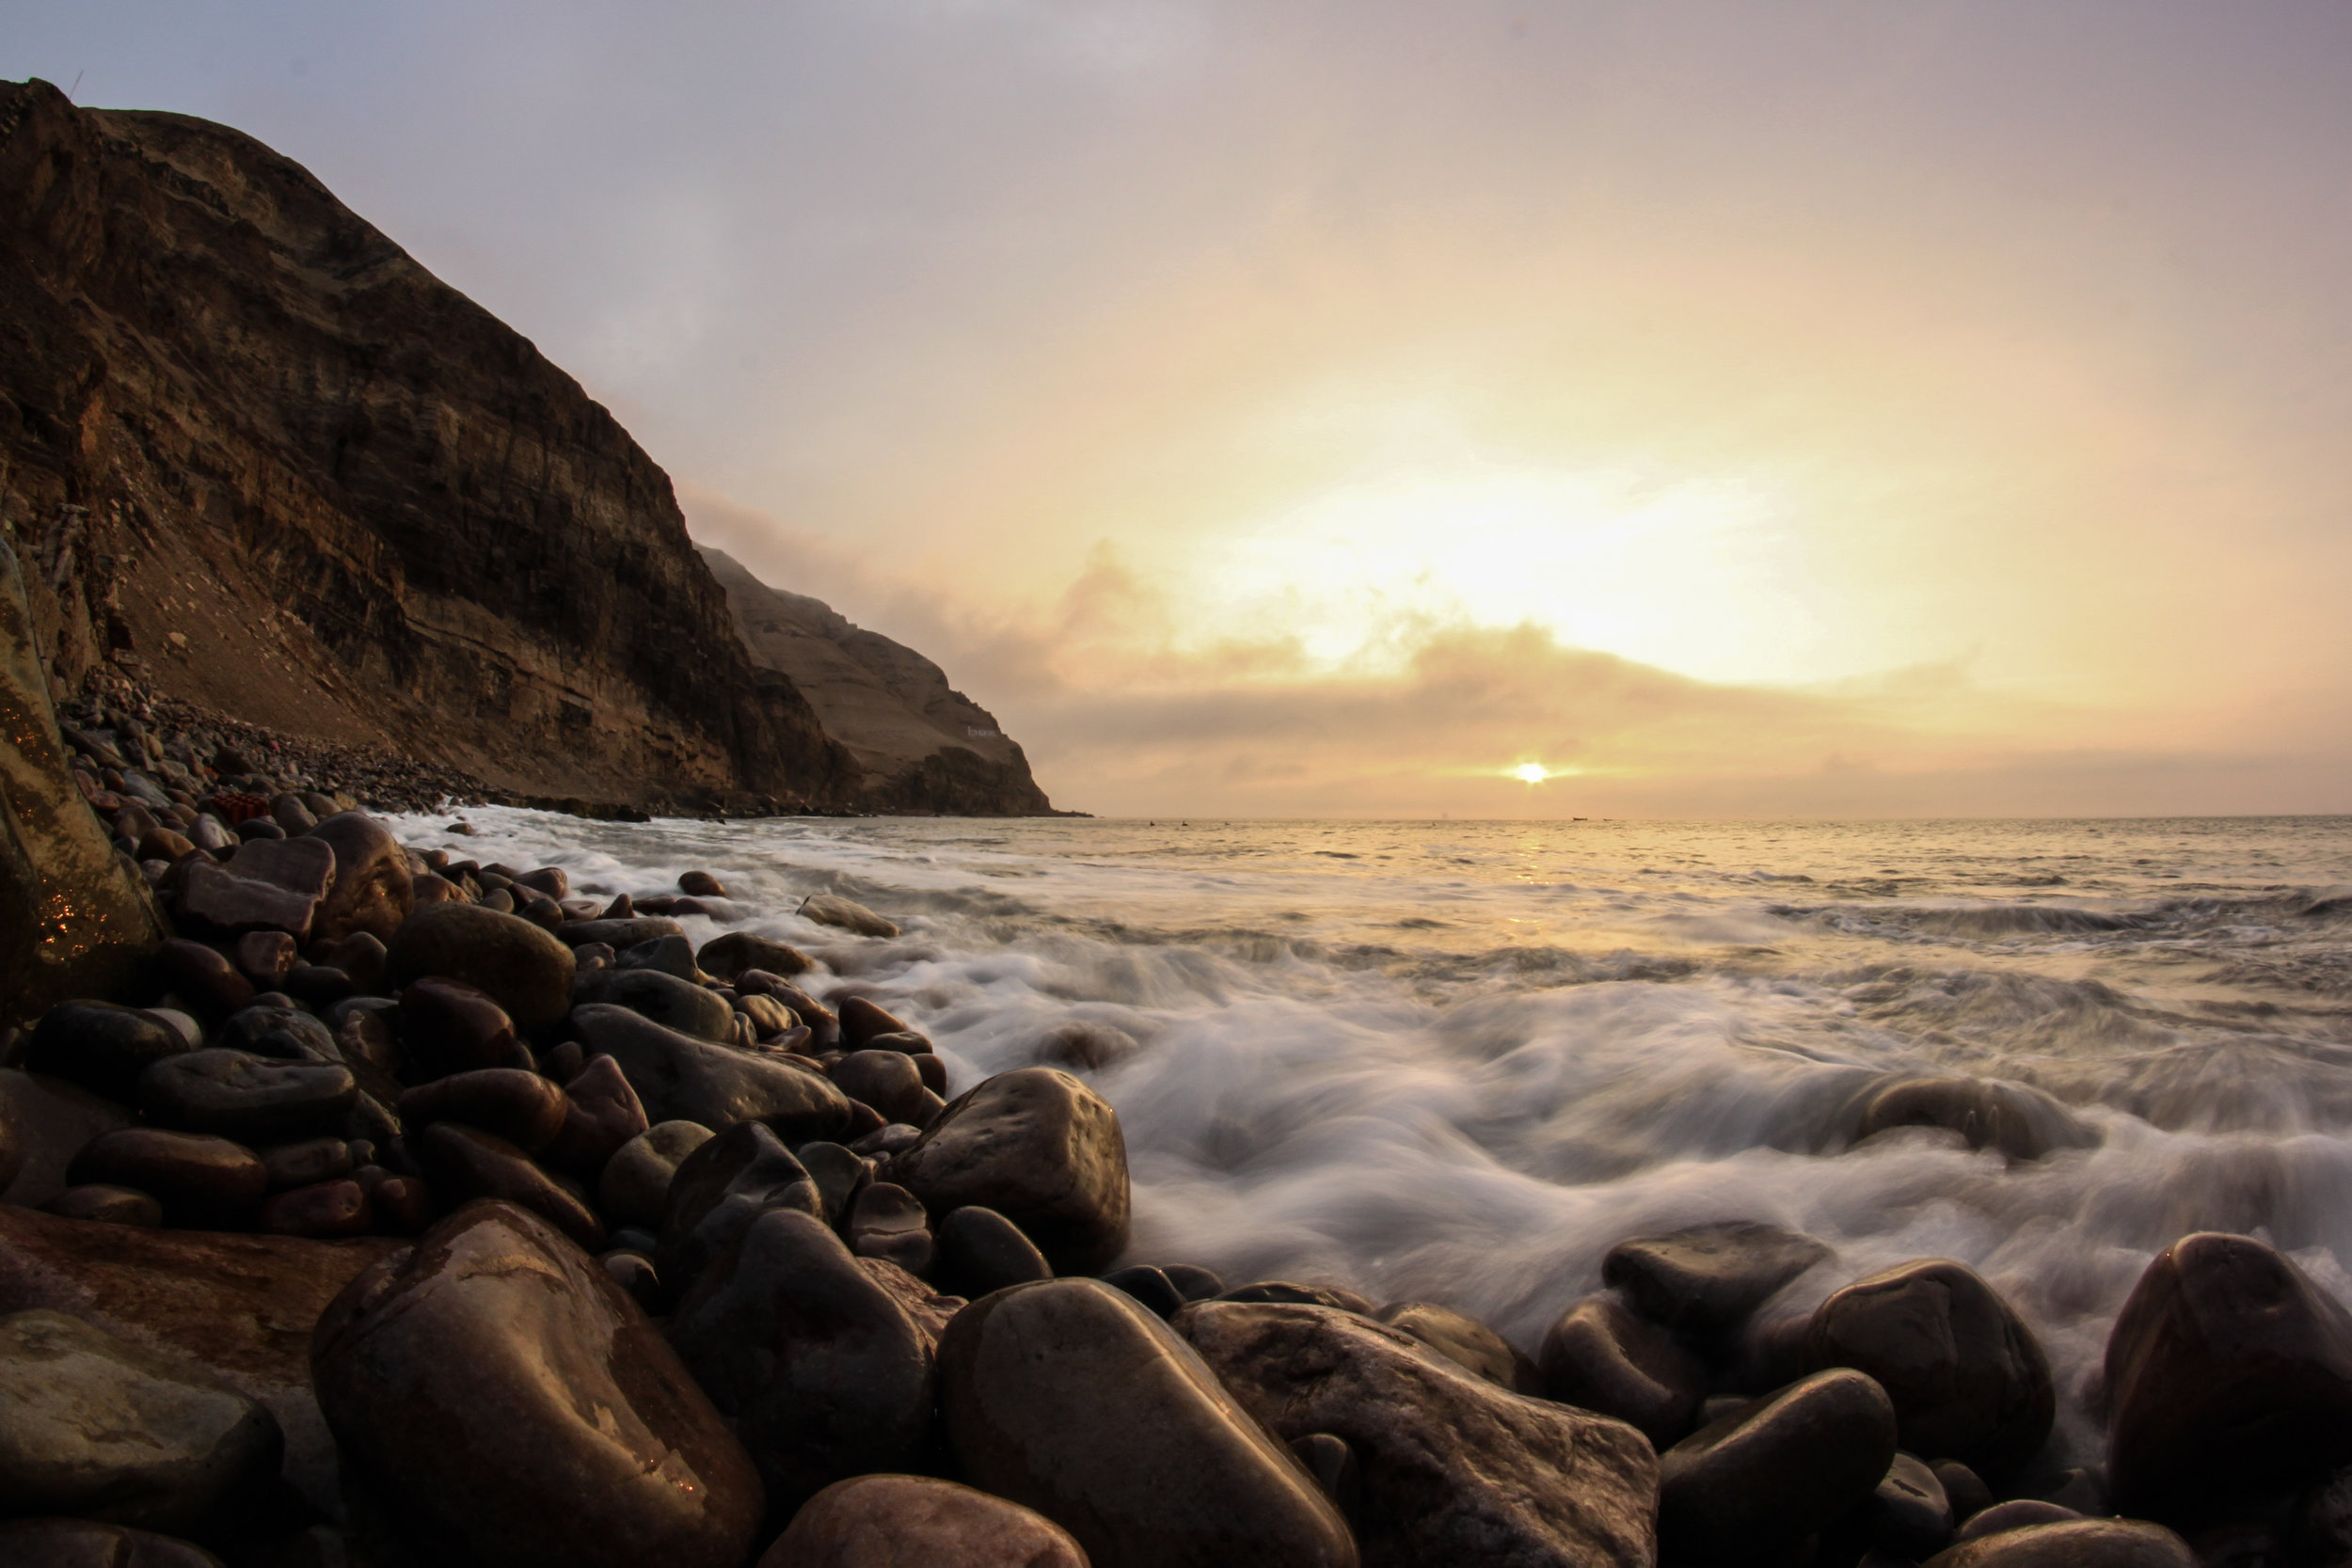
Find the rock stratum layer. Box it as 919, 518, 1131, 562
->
0, 78, 1054, 816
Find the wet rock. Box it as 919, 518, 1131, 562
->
44, 1184, 164, 1227
1603, 1221, 1833, 1338
258, 1138, 352, 1191
305, 813, 413, 944
887, 1068, 1129, 1275
258, 1180, 371, 1238
1166, 1263, 1225, 1301
940, 1279, 1357, 1568
1038, 1021, 1141, 1072
1936, 1460, 1995, 1527
396, 977, 531, 1080
135, 1050, 356, 1143
573, 1004, 853, 1141
513, 867, 568, 901
746, 976, 839, 1044
1179, 1296, 1657, 1567
224, 836, 334, 910
1859, 1451, 1955, 1560
597, 1120, 716, 1230
387, 904, 577, 1032
315, 931, 389, 996
1922, 1518, 2196, 1566
214, 1004, 338, 1064
231, 818, 284, 844
1222, 1280, 1378, 1313
847, 1181, 934, 1276
154, 941, 255, 1021
137, 827, 196, 863
24, 1001, 191, 1102
0, 1070, 135, 1208
1104, 1265, 1187, 1319
678, 870, 728, 897
311, 1200, 764, 1568
803, 895, 898, 939
698, 931, 811, 981
2105, 1231, 2352, 1528
413, 1124, 603, 1253
1957, 1500, 2082, 1542
1377, 1301, 1542, 1394
1854, 1077, 2098, 1162
68, 1130, 265, 1225
269, 795, 316, 834
796, 1140, 870, 1225
0, 1516, 227, 1566
0, 1308, 281, 1532
933, 1205, 1054, 1298
739, 993, 797, 1038
188, 814, 235, 854
1805, 1259, 2055, 1480
615, 932, 703, 981
669, 1208, 938, 1506
834, 1048, 931, 1125
1658, 1369, 1899, 1565
542, 1054, 649, 1175
601, 1250, 660, 1308
398, 1069, 567, 1152
557, 917, 684, 950
281, 961, 355, 1010
759, 1474, 1089, 1568
836, 995, 914, 1046
574, 967, 734, 1041
1290, 1432, 1361, 1520
660, 1120, 822, 1287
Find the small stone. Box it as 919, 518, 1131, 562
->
1104, 1264, 1186, 1319
154, 941, 255, 1020
601, 1249, 661, 1308
932, 1205, 1054, 1299
259, 1137, 354, 1191
187, 814, 235, 853
269, 794, 317, 834
1957, 1500, 2083, 1542
835, 995, 914, 1046
513, 867, 569, 901
0, 1308, 283, 1532
311, 1201, 763, 1568
386, 904, 577, 1032
1540, 1291, 1708, 1448
25, 1002, 192, 1103
757, 1474, 1088, 1568
887, 1068, 1129, 1275
214, 1005, 338, 1064
614, 933, 704, 981
42, 1184, 165, 1227
259, 1180, 371, 1238
557, 916, 684, 950
413, 1123, 604, 1251
135, 1050, 357, 1143
1377, 1301, 1542, 1394
796, 1140, 870, 1226
575, 967, 734, 1041
659, 1121, 822, 1288
1602, 1220, 1833, 1338
542, 1054, 649, 1175
1936, 1460, 1995, 1527
1853, 1076, 2098, 1162
314, 930, 389, 994
1165, 1263, 1225, 1301
677, 870, 727, 896
1658, 1369, 1899, 1565
1920, 1518, 2196, 1566
801, 895, 898, 938
398, 1069, 567, 1152
834, 1049, 930, 1125
68, 1129, 266, 1225
138, 827, 196, 863
1865, 1451, 1956, 1560
598, 1121, 717, 1230
698, 931, 811, 980
847, 1181, 933, 1276
395, 976, 531, 1081
739, 993, 797, 1037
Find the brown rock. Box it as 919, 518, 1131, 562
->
398, 1069, 567, 1152
43, 1184, 164, 1227
888, 1068, 1129, 1275
1853, 1077, 2098, 1162
1376, 1301, 1541, 1394
542, 1053, 649, 1175
1922, 1519, 2196, 1566
659, 1120, 822, 1288
311, 1200, 763, 1568
939, 1279, 1358, 1568
1179, 1297, 1657, 1568
388, 904, 576, 1032
68, 1129, 265, 1226
153, 941, 254, 1020
573, 1003, 853, 1141
1658, 1369, 1899, 1565
837, 995, 914, 1046
1539, 1292, 1706, 1447
395, 976, 531, 1081
760, 1474, 1089, 1568
848, 1181, 935, 1277
413, 1123, 603, 1253
306, 812, 413, 944
698, 931, 811, 982
258, 1180, 370, 1239
1602, 1221, 1832, 1338
835, 1049, 931, 1125
0, 1070, 135, 1208
23, 1001, 192, 1103
135, 1050, 357, 1143
678, 870, 728, 897
230, 930, 297, 989
598, 1121, 717, 1230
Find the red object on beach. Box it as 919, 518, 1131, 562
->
211, 791, 268, 824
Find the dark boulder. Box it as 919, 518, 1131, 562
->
398, 1069, 567, 1153
574, 967, 734, 1041
557, 917, 684, 951
659, 1120, 823, 1288
668, 1208, 937, 1507
1852, 1077, 2097, 1162
573, 1004, 853, 1141
757, 1474, 1087, 1568
305, 812, 413, 944
542, 1054, 649, 1175
258, 1179, 371, 1238
1657, 1369, 1898, 1565
847, 1181, 935, 1276
2105, 1231, 2352, 1528
135, 1050, 357, 1143
45, 1184, 164, 1227
698, 931, 811, 980
1539, 1291, 1707, 1448
24, 1002, 190, 1102
395, 977, 531, 1080
1921, 1519, 2196, 1566
938, 1279, 1358, 1568
1179, 1297, 1657, 1567
154, 941, 254, 1020
413, 1123, 603, 1253
388, 904, 576, 1031
597, 1120, 715, 1231
1377, 1301, 1542, 1394
834, 1049, 932, 1125
311, 1200, 763, 1568
213, 1004, 338, 1064
68, 1130, 265, 1226
1805, 1259, 2054, 1479
888, 1068, 1129, 1275
1602, 1221, 1832, 1338
836, 995, 914, 1046
613, 933, 704, 982
933, 1205, 1053, 1299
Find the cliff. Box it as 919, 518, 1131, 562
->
699, 549, 1057, 815
0, 78, 858, 812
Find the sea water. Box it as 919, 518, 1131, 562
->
391, 810, 2352, 1463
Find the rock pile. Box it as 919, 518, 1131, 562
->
0, 803, 2334, 1566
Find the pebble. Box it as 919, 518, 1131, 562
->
757, 1474, 1088, 1568
800, 895, 898, 939
230, 930, 297, 989
1181, 1298, 1659, 1566
598, 1121, 717, 1230
0, 1307, 282, 1533
835, 995, 914, 1046
1376, 1301, 1542, 1394
24, 1002, 193, 1102
795, 1140, 871, 1226
259, 1179, 372, 1238
135, 1050, 357, 1143
575, 967, 735, 1041
1103, 1264, 1186, 1319
541, 1054, 650, 1175
938, 1280, 1358, 1568
845, 1180, 934, 1276
678, 871, 728, 897
932, 1205, 1054, 1299
1603, 1220, 1833, 1338
154, 941, 255, 1020
398, 1068, 568, 1152
413, 1123, 604, 1252
386, 903, 577, 1031
311, 1201, 763, 1568
833, 1049, 931, 1126
697, 932, 811, 980
259, 1137, 354, 1191
1657, 1369, 1899, 1564
887, 1068, 1129, 1275
42, 1183, 165, 1227
669, 1208, 938, 1506
67, 1129, 267, 1224
613, 933, 704, 981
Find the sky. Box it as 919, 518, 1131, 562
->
8, 2, 2352, 817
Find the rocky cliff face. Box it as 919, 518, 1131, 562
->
700, 549, 1057, 815
0, 79, 857, 812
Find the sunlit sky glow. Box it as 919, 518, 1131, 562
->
10, 2, 2352, 816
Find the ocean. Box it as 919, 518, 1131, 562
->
392, 810, 2352, 1465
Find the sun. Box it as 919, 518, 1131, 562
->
1513, 763, 1551, 784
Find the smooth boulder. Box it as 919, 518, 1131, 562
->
889, 1069, 1129, 1274
1922, 1519, 2196, 1567
395, 977, 530, 1080
1601, 1221, 1831, 1337
311, 1200, 763, 1568
1539, 1291, 1706, 1448
939, 1279, 1357, 1568
933, 1205, 1053, 1300
660, 1121, 823, 1288
0, 1308, 281, 1532
760, 1474, 1088, 1568
802, 895, 898, 939
1180, 1298, 1657, 1567
135, 1050, 356, 1143
598, 1120, 715, 1230
2105, 1230, 2352, 1528
573, 1004, 853, 1141
1657, 1369, 1899, 1565
414, 1123, 604, 1253
306, 812, 414, 944
388, 904, 576, 1031
669, 1209, 938, 1506
699, 931, 811, 981
1375, 1302, 1541, 1394
1853, 1077, 2097, 1162
1805, 1259, 2053, 1479
398, 1069, 567, 1152
24, 1003, 190, 1102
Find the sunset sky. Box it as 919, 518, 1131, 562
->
9, 2, 2352, 816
